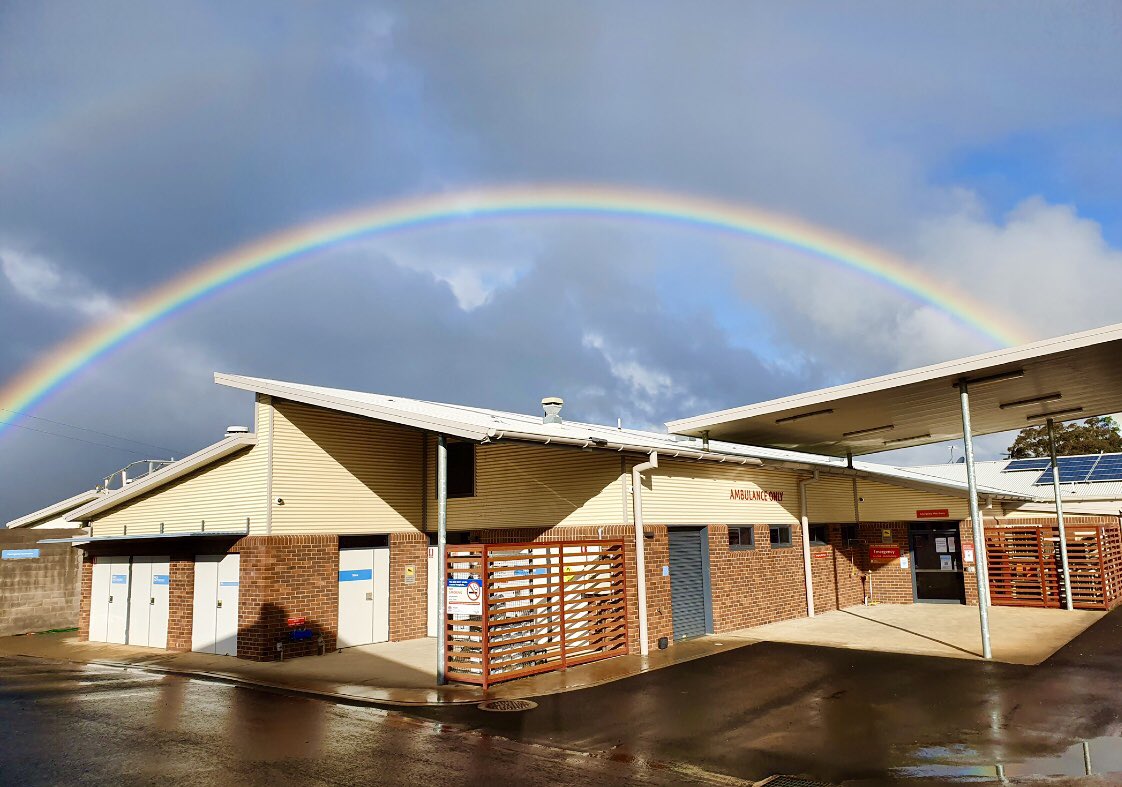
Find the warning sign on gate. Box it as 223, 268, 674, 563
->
447, 578, 483, 615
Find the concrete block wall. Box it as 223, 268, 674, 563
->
0, 528, 85, 637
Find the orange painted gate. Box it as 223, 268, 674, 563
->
444, 539, 629, 688
984, 524, 1122, 610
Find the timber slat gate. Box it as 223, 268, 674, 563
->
985, 524, 1122, 610
444, 539, 629, 688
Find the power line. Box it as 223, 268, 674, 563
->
0, 406, 181, 456
0, 419, 162, 456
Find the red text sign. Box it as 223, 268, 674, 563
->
286, 617, 306, 627
730, 489, 784, 502
869, 545, 901, 563
916, 509, 950, 519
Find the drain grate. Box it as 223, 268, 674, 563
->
477, 699, 538, 712
755, 777, 832, 787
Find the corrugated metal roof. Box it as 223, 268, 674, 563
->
5, 489, 101, 529
904, 454, 1122, 502
215, 373, 1029, 501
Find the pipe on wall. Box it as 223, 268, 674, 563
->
631, 450, 658, 657
798, 471, 819, 617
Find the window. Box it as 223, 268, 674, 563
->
808, 525, 829, 546
769, 525, 792, 548
840, 524, 858, 544
728, 526, 755, 551
447, 442, 476, 498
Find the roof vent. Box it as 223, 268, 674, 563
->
542, 397, 564, 425
225, 425, 250, 437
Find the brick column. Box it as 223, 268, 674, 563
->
78, 553, 93, 640
388, 531, 429, 641
166, 554, 195, 651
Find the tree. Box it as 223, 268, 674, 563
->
1007, 416, 1122, 458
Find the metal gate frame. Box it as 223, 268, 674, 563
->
443, 539, 629, 688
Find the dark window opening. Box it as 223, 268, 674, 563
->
770, 525, 792, 548
808, 525, 829, 546
728, 526, 755, 551
447, 442, 476, 498
840, 524, 858, 544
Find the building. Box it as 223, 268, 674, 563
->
39, 371, 1084, 684
6, 490, 100, 530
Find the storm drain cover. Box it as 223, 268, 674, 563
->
477, 699, 538, 712
755, 777, 832, 787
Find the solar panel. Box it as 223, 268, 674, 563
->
1088, 455, 1122, 482
1033, 455, 1103, 485
1005, 458, 1053, 472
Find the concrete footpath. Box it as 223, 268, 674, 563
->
0, 603, 1101, 706
0, 631, 750, 706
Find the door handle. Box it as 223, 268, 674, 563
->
217, 599, 223, 608
108, 595, 114, 603
365, 592, 374, 601
150, 597, 156, 605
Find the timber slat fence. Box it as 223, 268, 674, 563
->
985, 523, 1122, 610
444, 539, 629, 688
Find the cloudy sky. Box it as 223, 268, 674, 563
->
2, 2, 1121, 523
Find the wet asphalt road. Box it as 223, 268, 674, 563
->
4, 611, 1122, 785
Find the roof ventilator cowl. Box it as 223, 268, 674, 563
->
542, 397, 564, 425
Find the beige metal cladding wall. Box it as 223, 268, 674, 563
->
270, 399, 422, 534
435, 441, 625, 530
804, 475, 970, 523
636, 459, 802, 525
89, 446, 268, 536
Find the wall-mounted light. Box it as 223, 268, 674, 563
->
776, 408, 834, 424
1026, 407, 1084, 422
842, 424, 894, 438
275, 497, 285, 506
999, 392, 1063, 409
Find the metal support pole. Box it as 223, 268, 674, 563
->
959, 381, 993, 660
436, 434, 448, 685
1047, 418, 1074, 610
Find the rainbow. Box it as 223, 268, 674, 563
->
0, 184, 1033, 439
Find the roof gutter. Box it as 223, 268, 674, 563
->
485, 429, 763, 466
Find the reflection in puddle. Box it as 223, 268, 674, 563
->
895, 737, 1122, 780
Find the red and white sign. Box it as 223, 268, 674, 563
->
916, 509, 950, 519
963, 547, 975, 564
869, 544, 901, 563
813, 551, 830, 559
286, 616, 306, 627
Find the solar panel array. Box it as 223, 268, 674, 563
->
1088, 455, 1122, 482
1004, 458, 1053, 472
1004, 454, 1122, 484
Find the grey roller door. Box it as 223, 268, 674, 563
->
669, 528, 709, 640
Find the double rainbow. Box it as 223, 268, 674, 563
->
0, 184, 1031, 439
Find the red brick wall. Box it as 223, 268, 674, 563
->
708, 524, 809, 632
808, 527, 865, 613
167, 554, 195, 651
78, 554, 93, 640
233, 535, 339, 661
389, 531, 429, 641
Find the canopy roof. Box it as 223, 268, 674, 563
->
667, 322, 1122, 457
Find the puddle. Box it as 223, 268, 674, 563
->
894, 736, 1122, 780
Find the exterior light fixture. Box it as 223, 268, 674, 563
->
1000, 392, 1062, 409
842, 424, 895, 438
952, 369, 1025, 388
1026, 407, 1084, 422
883, 433, 932, 445
776, 408, 834, 424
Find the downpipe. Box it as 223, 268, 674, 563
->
631, 450, 658, 657
798, 471, 819, 617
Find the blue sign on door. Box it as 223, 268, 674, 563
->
219, 581, 239, 587
339, 569, 373, 582
111, 574, 128, 584
152, 575, 171, 586
2, 549, 40, 560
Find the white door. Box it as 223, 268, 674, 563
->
427, 546, 438, 637
89, 556, 113, 642
192, 554, 239, 656
337, 548, 389, 648
215, 554, 240, 657
105, 557, 131, 644
127, 556, 170, 649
